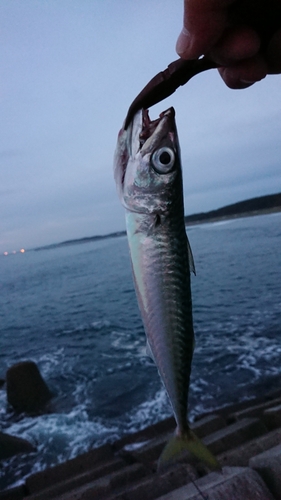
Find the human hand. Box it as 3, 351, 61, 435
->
176, 0, 281, 88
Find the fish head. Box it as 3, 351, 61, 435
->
114, 107, 182, 214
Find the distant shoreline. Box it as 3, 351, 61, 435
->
33, 204, 281, 252
185, 206, 281, 227
33, 191, 281, 251
33, 230, 127, 252
184, 192, 281, 226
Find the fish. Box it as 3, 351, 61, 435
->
114, 107, 220, 471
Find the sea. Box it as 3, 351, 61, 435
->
0, 212, 281, 490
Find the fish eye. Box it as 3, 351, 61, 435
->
151, 147, 175, 174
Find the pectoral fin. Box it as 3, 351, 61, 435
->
147, 214, 161, 235
146, 340, 156, 363
186, 235, 196, 275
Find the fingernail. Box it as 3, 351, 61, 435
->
176, 27, 191, 56
240, 79, 256, 84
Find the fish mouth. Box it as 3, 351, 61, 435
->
140, 108, 175, 144
128, 107, 176, 157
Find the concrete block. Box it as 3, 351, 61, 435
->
105, 463, 198, 500
114, 417, 175, 451
250, 443, 281, 500
121, 417, 265, 468
55, 463, 146, 500
191, 414, 226, 438
204, 417, 267, 456
25, 444, 114, 494
229, 397, 281, 421
263, 404, 281, 430
201, 389, 281, 423
154, 466, 275, 500
0, 485, 26, 500
218, 427, 281, 467
24, 458, 125, 500
120, 434, 168, 465
119, 415, 226, 466
116, 414, 226, 457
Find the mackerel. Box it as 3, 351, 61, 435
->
114, 107, 219, 470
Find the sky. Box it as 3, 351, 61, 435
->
1, 0, 281, 253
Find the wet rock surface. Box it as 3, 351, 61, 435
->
6, 361, 52, 414
0, 432, 36, 461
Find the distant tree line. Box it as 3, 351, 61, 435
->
185, 192, 281, 224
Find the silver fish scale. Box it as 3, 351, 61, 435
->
126, 205, 194, 431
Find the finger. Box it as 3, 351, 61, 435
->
208, 25, 261, 66
176, 0, 234, 59
267, 28, 281, 73
218, 55, 267, 88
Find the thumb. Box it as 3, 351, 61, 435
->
176, 0, 230, 59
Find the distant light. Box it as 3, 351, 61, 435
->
12, 250, 16, 254
3, 251, 8, 256
20, 248, 25, 253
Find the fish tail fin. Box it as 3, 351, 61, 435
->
158, 428, 220, 472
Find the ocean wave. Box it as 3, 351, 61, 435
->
1, 408, 120, 490
123, 388, 171, 435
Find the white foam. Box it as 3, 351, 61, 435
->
38, 348, 65, 377
3, 406, 120, 479
123, 388, 172, 435
123, 440, 150, 451
0, 390, 7, 418
91, 320, 111, 330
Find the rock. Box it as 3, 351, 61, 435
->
0, 484, 26, 500
48, 463, 147, 500
25, 444, 115, 494
203, 417, 267, 456
6, 361, 52, 413
218, 427, 281, 467
229, 396, 281, 422
0, 431, 36, 460
25, 458, 126, 500
263, 404, 281, 430
155, 466, 275, 500
250, 444, 281, 500
0, 378, 5, 388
